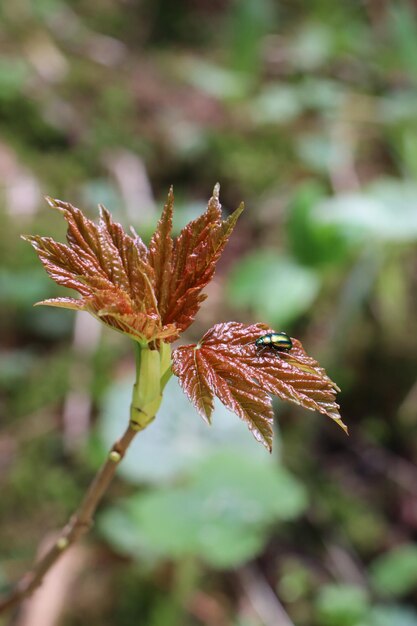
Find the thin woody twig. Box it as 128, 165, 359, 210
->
0, 423, 138, 615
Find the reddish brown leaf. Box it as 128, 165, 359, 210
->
25, 188, 241, 344
172, 322, 346, 451
148, 188, 174, 321
23, 198, 174, 343
35, 297, 86, 310
148, 184, 243, 337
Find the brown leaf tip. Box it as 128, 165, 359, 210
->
44, 195, 57, 208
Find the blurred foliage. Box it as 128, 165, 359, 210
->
228, 250, 321, 327
1, 0, 417, 624
98, 376, 270, 485
315, 584, 417, 626
370, 544, 417, 598
99, 450, 306, 568
315, 584, 369, 626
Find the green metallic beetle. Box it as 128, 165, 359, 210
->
255, 331, 293, 352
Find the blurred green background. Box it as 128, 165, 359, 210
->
1, 1, 417, 625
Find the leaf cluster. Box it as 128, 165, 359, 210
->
24, 187, 241, 344
25, 189, 345, 450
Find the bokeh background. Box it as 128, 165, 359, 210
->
1, 1, 417, 625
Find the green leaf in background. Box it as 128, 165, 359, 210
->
370, 544, 417, 598
0, 269, 74, 339
228, 0, 275, 79
297, 77, 345, 111
314, 179, 417, 243
0, 59, 29, 101
389, 3, 417, 82
190, 451, 307, 522
398, 126, 417, 181
98, 376, 272, 486
124, 487, 266, 568
315, 584, 369, 626
287, 23, 333, 71
178, 58, 248, 100
379, 91, 417, 124
370, 605, 417, 626
277, 557, 311, 603
233, 620, 261, 626
99, 451, 307, 569
227, 250, 320, 327
295, 133, 334, 173
0, 270, 53, 308
0, 350, 35, 390
287, 181, 353, 267
249, 85, 302, 125
81, 179, 122, 214
250, 79, 344, 127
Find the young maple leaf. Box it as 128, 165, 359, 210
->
24, 186, 344, 448
23, 186, 241, 344
149, 183, 243, 335
172, 322, 346, 451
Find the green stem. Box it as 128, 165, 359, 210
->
129, 342, 171, 430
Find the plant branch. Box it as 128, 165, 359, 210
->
0, 422, 138, 615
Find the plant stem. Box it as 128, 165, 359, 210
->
0, 422, 138, 615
